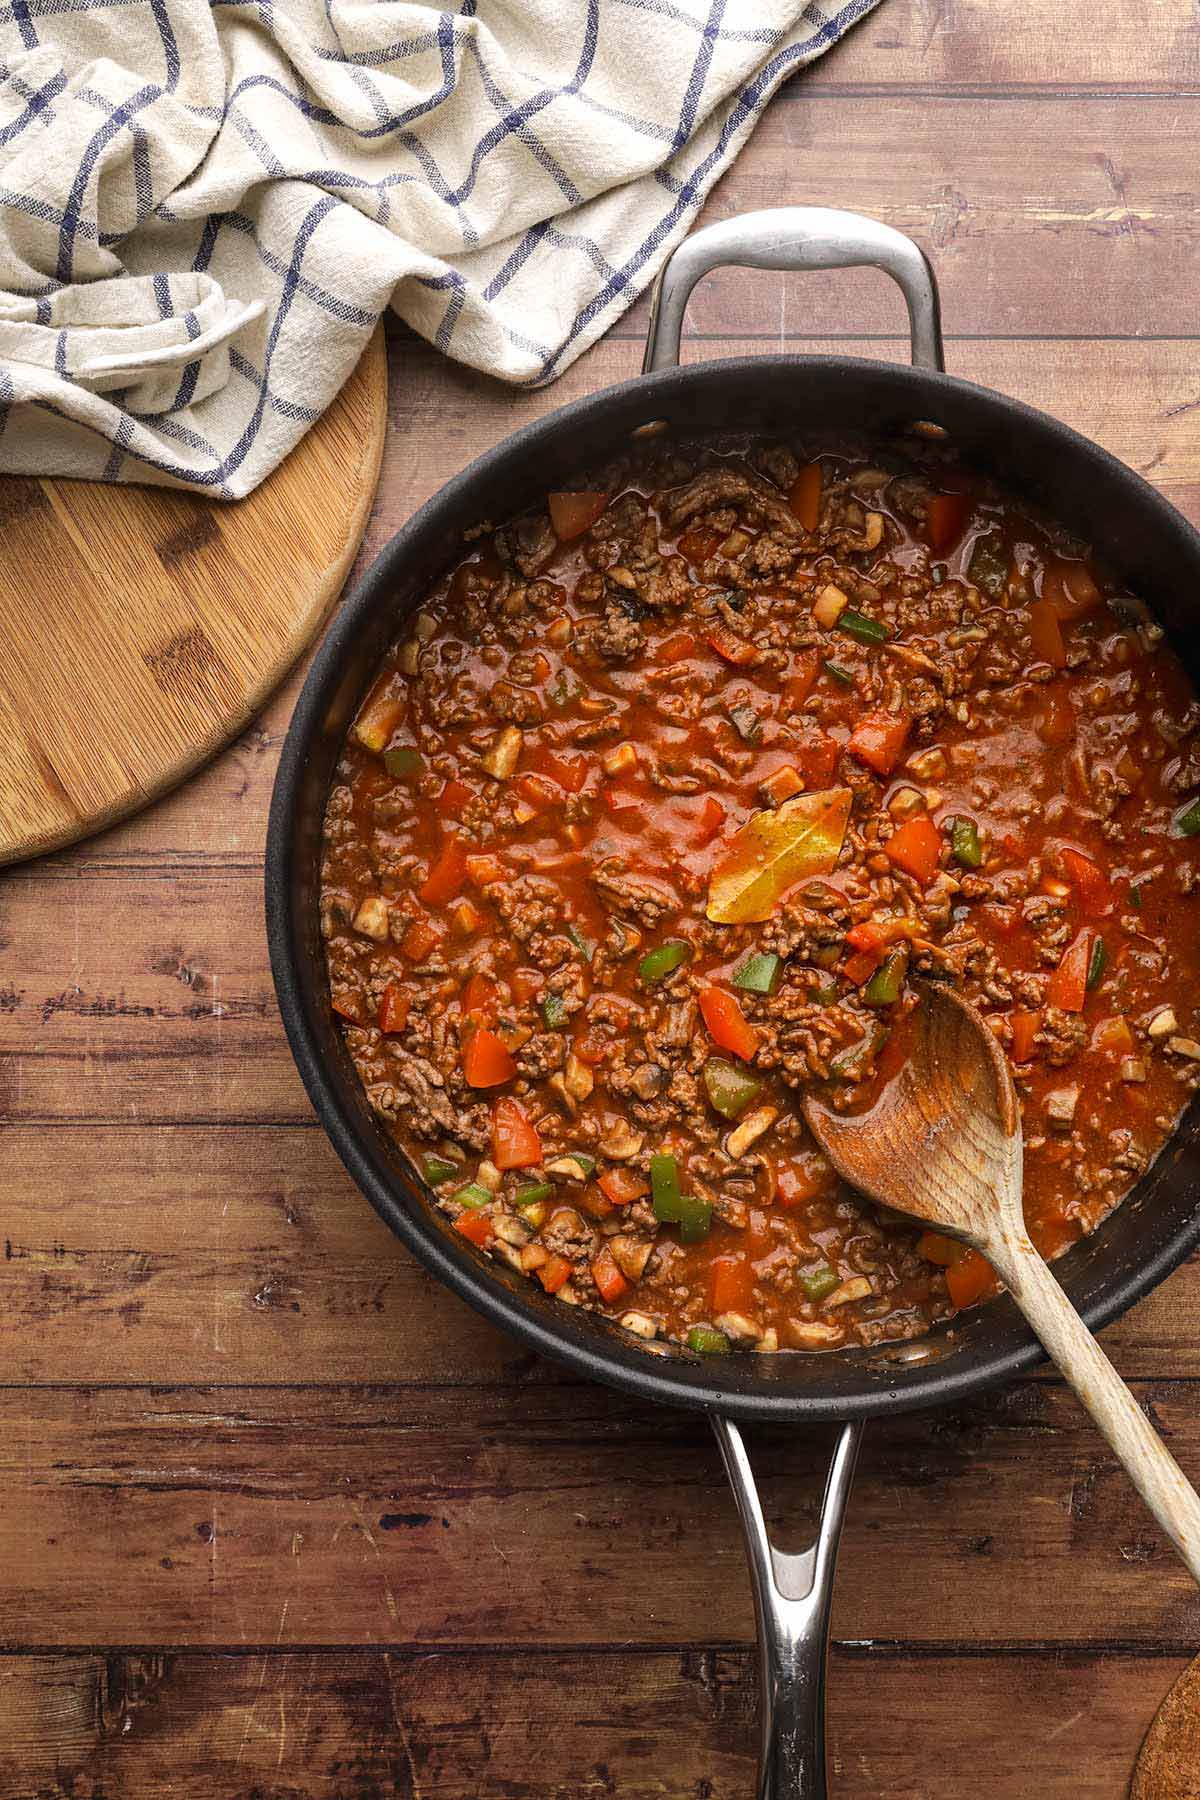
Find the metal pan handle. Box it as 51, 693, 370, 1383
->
712, 1416, 862, 1799
643, 206, 944, 374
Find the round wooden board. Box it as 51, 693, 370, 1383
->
0, 323, 387, 866
1132, 1654, 1200, 1799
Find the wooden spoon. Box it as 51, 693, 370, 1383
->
802, 980, 1200, 1585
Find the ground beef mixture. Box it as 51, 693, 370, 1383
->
319, 438, 1200, 1358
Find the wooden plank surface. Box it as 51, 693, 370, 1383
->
4, 2, 1200, 1794
0, 1650, 1187, 1799
0, 1383, 1198, 1648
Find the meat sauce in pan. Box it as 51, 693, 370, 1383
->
320, 439, 1200, 1357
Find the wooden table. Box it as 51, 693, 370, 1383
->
3, 3, 1199, 1792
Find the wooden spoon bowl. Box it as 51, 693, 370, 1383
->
801, 980, 1200, 1586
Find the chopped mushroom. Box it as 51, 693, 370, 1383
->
620, 1310, 659, 1339
481, 725, 522, 778
725, 1106, 778, 1159
352, 896, 391, 941
1046, 1086, 1080, 1128
1147, 1006, 1179, 1041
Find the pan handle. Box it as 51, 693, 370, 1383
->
712, 1416, 862, 1799
642, 206, 944, 374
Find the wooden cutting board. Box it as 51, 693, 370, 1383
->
0, 323, 387, 866
1132, 1654, 1200, 1798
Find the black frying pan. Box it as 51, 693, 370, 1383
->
266, 209, 1200, 1797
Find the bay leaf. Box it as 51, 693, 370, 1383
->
706, 787, 852, 925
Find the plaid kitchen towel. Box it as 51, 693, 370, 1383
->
0, 0, 880, 498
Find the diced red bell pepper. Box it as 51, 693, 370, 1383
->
603, 786, 645, 829
462, 1027, 517, 1089
845, 916, 913, 954
789, 462, 823, 531
656, 631, 697, 665
527, 745, 589, 792
465, 853, 507, 888
461, 972, 498, 1023
377, 982, 411, 1035
591, 1245, 630, 1304
916, 1231, 960, 1267
847, 712, 911, 777
1046, 928, 1092, 1014
438, 778, 473, 819
709, 1254, 755, 1315
775, 1153, 836, 1210
677, 526, 722, 564
455, 1210, 494, 1248
884, 813, 943, 886
1092, 1014, 1134, 1057
1008, 1008, 1042, 1064
799, 733, 841, 787
332, 993, 363, 1025
597, 1167, 650, 1206
698, 985, 760, 1061
1038, 687, 1075, 746
927, 493, 971, 553
780, 658, 819, 711
1061, 846, 1112, 916
1042, 557, 1102, 621
419, 834, 468, 906
945, 1249, 995, 1309
706, 623, 756, 666
694, 796, 727, 847
537, 1252, 573, 1294
1027, 597, 1067, 669
491, 1096, 542, 1170
516, 774, 560, 814
548, 491, 608, 541
843, 947, 884, 986
401, 919, 439, 962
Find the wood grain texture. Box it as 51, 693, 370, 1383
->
4, 1, 1200, 1793
0, 1649, 1186, 1800
0, 325, 386, 869
0, 1382, 1199, 1647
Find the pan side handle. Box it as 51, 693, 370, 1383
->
642, 207, 944, 374
712, 1416, 863, 1800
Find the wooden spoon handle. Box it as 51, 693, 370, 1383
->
989, 1234, 1200, 1585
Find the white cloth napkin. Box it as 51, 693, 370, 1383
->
0, 1, 879, 498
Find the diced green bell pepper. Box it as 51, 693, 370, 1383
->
949, 816, 983, 869
967, 533, 1009, 600
823, 658, 855, 686
687, 1325, 730, 1354
451, 1182, 493, 1209
542, 992, 567, 1029
567, 924, 595, 962
800, 1264, 840, 1302
829, 1023, 886, 1081
678, 1195, 713, 1244
863, 947, 907, 1007
1087, 934, 1107, 989
1175, 797, 1200, 837
703, 1058, 762, 1120
383, 747, 423, 777
515, 1181, 554, 1208
650, 1153, 682, 1222
837, 609, 888, 645
733, 950, 782, 996
639, 939, 690, 985
422, 1153, 459, 1186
